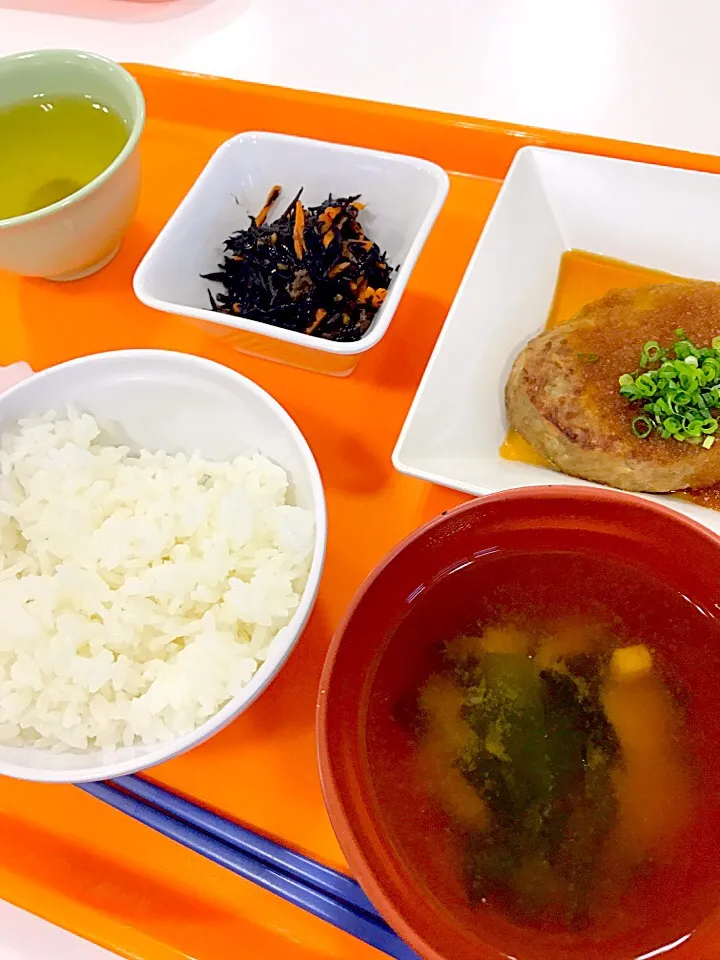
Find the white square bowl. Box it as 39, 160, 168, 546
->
393, 145, 720, 533
133, 132, 449, 376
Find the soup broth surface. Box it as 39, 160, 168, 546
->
366, 548, 720, 957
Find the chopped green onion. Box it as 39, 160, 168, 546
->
640, 341, 665, 367
704, 436, 716, 449
632, 416, 653, 439
619, 330, 720, 445
630, 373, 657, 397
577, 352, 600, 363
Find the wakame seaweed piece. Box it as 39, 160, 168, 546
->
552, 745, 619, 926
532, 663, 618, 865
464, 827, 521, 905
456, 650, 623, 919
540, 665, 620, 763
535, 674, 589, 857
537, 665, 621, 923
459, 654, 555, 847
464, 831, 563, 921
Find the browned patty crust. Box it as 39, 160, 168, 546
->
506, 282, 720, 492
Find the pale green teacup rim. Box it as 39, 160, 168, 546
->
0, 49, 146, 230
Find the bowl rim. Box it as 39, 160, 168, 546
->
133, 130, 450, 356
0, 348, 327, 783
316, 484, 720, 960
0, 49, 146, 230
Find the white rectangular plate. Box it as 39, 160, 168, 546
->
393, 146, 720, 533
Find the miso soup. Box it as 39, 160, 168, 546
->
366, 549, 720, 957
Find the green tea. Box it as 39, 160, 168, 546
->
0, 94, 129, 220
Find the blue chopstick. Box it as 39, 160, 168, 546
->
80, 780, 419, 960
114, 773, 379, 919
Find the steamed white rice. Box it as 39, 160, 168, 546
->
0, 410, 314, 752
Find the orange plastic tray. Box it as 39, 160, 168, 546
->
3, 65, 720, 960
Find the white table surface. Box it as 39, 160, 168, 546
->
1, 0, 719, 956
2, 0, 720, 157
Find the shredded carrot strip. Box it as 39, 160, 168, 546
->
305, 308, 327, 335
319, 206, 341, 232
293, 201, 306, 259
328, 261, 350, 278
323, 230, 335, 248
255, 185, 281, 227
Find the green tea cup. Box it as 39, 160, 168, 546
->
0, 49, 145, 281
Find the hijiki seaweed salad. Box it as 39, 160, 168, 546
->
202, 185, 397, 342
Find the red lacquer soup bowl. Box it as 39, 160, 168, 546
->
317, 487, 720, 960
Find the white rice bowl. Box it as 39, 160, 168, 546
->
0, 351, 325, 782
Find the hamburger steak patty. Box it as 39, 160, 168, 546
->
506, 281, 720, 492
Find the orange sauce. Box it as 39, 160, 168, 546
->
499, 431, 554, 468
542, 250, 685, 333
500, 251, 720, 510
677, 485, 720, 510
